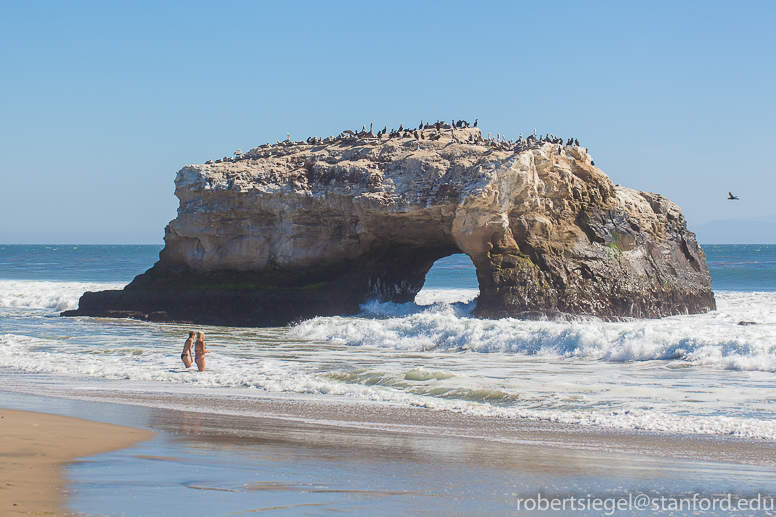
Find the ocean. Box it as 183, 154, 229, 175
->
4, 244, 776, 515
2, 244, 776, 440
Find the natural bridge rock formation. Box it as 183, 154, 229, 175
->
66, 126, 715, 326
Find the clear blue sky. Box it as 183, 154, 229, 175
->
1, 1, 774, 243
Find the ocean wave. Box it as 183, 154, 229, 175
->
3, 331, 776, 440
414, 288, 478, 306
291, 291, 776, 372
0, 280, 125, 311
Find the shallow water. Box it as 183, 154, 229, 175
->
1, 245, 776, 439
2, 244, 776, 515
4, 391, 776, 517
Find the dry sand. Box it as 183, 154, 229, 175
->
0, 409, 153, 516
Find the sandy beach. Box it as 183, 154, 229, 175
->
3, 386, 776, 516
0, 408, 153, 516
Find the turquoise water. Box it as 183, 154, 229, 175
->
1, 243, 773, 290
0, 244, 163, 282
424, 244, 776, 292
703, 244, 776, 292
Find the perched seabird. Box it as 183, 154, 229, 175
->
399, 124, 403, 131
473, 119, 478, 127
728, 192, 740, 200
205, 159, 213, 164
574, 139, 579, 146
234, 149, 242, 155
343, 130, 355, 136
419, 121, 423, 130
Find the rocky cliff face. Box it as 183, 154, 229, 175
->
66, 126, 715, 325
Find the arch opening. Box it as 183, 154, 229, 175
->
415, 253, 480, 306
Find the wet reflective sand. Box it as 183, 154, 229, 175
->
3, 390, 776, 516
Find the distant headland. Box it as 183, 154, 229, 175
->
64, 121, 715, 326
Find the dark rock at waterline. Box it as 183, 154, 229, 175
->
64, 128, 715, 326
62, 289, 355, 327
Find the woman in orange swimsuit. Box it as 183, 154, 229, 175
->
194, 331, 209, 372
181, 331, 194, 368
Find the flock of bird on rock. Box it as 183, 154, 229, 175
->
204, 120, 587, 165
202, 121, 743, 200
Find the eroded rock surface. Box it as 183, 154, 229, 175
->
66, 127, 715, 325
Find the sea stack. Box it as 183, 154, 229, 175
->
64, 127, 715, 326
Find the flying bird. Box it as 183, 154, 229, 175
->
728, 192, 740, 200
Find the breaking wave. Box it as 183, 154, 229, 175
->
292, 291, 776, 372
0, 280, 125, 312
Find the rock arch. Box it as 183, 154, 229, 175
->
66, 128, 715, 325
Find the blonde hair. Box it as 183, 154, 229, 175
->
196, 331, 205, 342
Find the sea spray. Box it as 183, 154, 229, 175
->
291, 292, 776, 372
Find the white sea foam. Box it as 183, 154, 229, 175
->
3, 330, 776, 440
3, 278, 776, 441
0, 280, 125, 311
415, 288, 478, 306
292, 291, 776, 372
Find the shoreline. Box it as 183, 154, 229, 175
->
2, 389, 776, 515
0, 408, 153, 516
4, 381, 776, 469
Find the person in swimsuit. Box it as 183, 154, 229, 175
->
181, 331, 194, 368
194, 331, 209, 372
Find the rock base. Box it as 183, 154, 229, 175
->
62, 288, 358, 327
